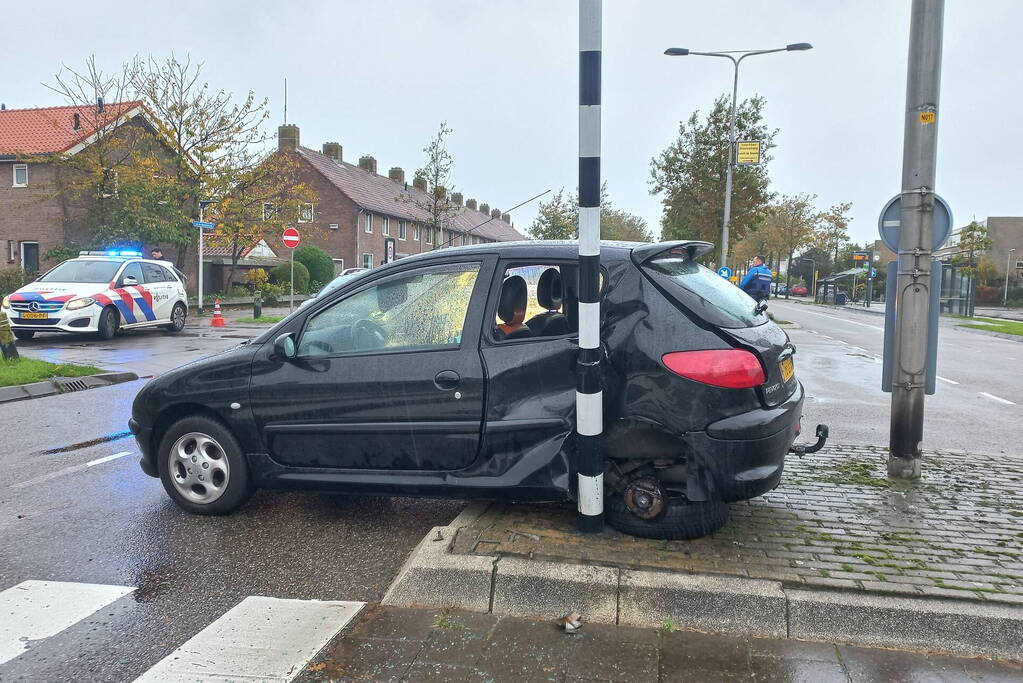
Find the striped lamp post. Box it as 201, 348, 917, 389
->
576, 0, 604, 533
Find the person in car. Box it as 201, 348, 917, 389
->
739, 255, 772, 303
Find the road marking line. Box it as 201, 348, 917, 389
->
850, 346, 868, 352
86, 451, 132, 468
936, 376, 960, 385
794, 307, 885, 331
134, 596, 364, 682
0, 580, 135, 665
820, 335, 833, 340
979, 392, 1016, 406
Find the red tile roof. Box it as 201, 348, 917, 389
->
202, 239, 278, 259
0, 101, 145, 155
297, 146, 524, 243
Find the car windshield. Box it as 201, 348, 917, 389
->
36, 260, 122, 283
643, 255, 767, 328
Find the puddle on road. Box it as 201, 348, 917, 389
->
41, 430, 133, 454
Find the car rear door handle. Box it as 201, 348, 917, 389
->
434, 370, 460, 391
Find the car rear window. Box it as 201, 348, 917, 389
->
642, 255, 768, 329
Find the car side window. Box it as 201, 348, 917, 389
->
158, 265, 178, 283
493, 264, 579, 342
142, 263, 167, 282
120, 262, 144, 285
298, 263, 480, 357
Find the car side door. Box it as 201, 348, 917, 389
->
248, 256, 494, 471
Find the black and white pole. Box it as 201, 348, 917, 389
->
576, 0, 603, 533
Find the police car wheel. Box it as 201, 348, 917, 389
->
97, 306, 119, 340
165, 303, 186, 333
13, 329, 35, 340
157, 415, 252, 515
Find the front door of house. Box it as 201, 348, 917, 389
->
20, 242, 39, 275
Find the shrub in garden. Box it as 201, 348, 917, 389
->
294, 245, 334, 286
269, 261, 310, 294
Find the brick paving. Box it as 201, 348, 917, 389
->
296, 606, 1023, 682
451, 445, 1023, 606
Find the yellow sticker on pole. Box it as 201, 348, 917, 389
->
736, 141, 762, 165
729, 275, 739, 283
919, 111, 936, 124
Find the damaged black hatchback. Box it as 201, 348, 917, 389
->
130, 241, 823, 539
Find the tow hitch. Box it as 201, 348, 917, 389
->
790, 424, 829, 455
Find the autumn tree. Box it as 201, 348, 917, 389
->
953, 220, 994, 277
811, 202, 852, 263
759, 194, 821, 291
528, 185, 651, 242
649, 95, 776, 252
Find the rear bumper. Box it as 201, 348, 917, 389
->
688, 383, 804, 502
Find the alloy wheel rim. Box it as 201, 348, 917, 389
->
173, 306, 185, 329
168, 431, 230, 504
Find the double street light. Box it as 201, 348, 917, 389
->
664, 42, 813, 270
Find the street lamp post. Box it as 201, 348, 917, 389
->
1006, 248, 1017, 307
664, 43, 812, 271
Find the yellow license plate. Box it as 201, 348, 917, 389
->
20, 312, 47, 320
780, 357, 794, 382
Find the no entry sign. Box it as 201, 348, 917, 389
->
282, 227, 301, 249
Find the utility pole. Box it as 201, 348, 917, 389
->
889, 0, 944, 479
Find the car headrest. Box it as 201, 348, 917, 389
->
536, 268, 563, 311
498, 275, 528, 325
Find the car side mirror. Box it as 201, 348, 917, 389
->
121, 275, 138, 286
273, 332, 296, 360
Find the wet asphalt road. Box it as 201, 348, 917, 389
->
770, 299, 1022, 455
0, 379, 464, 682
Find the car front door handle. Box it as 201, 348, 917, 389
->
434, 370, 460, 391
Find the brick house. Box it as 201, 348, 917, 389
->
0, 100, 170, 274
267, 124, 523, 277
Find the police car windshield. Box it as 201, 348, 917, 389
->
37, 260, 122, 283
643, 256, 768, 329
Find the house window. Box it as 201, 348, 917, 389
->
329, 223, 339, 231
332, 258, 344, 274
299, 203, 314, 223
425, 226, 432, 244
362, 252, 374, 268
364, 213, 373, 233
413, 223, 421, 241
13, 164, 28, 187
382, 216, 390, 236
263, 203, 277, 221
398, 220, 407, 240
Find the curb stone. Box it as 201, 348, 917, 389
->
0, 370, 139, 404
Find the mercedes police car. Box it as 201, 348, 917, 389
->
1, 250, 188, 340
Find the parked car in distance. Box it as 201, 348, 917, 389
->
300, 268, 370, 308
130, 241, 824, 540
790, 284, 808, 296
776, 284, 788, 296
2, 250, 188, 340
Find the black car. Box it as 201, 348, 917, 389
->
130, 241, 821, 539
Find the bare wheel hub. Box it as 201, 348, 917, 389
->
623, 476, 666, 520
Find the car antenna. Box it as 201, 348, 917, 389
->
433, 189, 550, 250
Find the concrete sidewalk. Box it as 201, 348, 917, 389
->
384, 445, 1023, 660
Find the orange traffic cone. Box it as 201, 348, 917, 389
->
210, 298, 226, 328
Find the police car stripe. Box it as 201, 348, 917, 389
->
133, 296, 156, 321
576, 0, 604, 533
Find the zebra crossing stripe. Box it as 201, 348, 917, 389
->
134, 596, 364, 682
0, 580, 135, 666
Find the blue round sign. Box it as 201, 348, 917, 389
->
717, 266, 732, 279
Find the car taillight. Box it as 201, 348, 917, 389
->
661, 350, 766, 389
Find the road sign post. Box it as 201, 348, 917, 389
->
282, 227, 301, 313
193, 212, 216, 315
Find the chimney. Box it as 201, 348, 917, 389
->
278, 124, 300, 153
412, 174, 428, 192
451, 192, 463, 206
96, 97, 104, 114
480, 203, 490, 215
358, 155, 377, 173
321, 142, 342, 163
501, 213, 511, 223
1, 104, 6, 111
491, 208, 501, 219
73, 113, 81, 130
388, 167, 405, 184
466, 198, 477, 210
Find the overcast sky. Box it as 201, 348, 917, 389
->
5, 1, 1021, 246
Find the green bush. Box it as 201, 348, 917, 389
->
294, 245, 334, 286
269, 261, 310, 294
227, 285, 250, 299
0, 268, 33, 298
260, 283, 285, 305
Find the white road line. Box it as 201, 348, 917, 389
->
0, 580, 135, 665
979, 392, 1016, 406
820, 335, 833, 340
86, 451, 132, 468
134, 596, 364, 683
850, 346, 869, 352
936, 376, 960, 385
793, 307, 885, 331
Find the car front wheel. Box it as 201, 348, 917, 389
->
606, 491, 727, 540
97, 306, 119, 340
165, 303, 186, 333
157, 416, 252, 515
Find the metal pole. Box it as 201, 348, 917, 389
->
889, 0, 944, 479
198, 203, 204, 315
867, 246, 874, 308
576, 0, 604, 533
720, 59, 740, 271
1005, 249, 1016, 306
289, 248, 295, 313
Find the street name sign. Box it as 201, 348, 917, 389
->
192, 221, 215, 232
736, 141, 762, 165
877, 193, 952, 252
282, 227, 301, 249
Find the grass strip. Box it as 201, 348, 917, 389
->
0, 358, 103, 388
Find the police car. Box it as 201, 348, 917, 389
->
1, 250, 188, 340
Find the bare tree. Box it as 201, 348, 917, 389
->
400, 122, 462, 247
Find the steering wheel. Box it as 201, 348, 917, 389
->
353, 319, 387, 350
